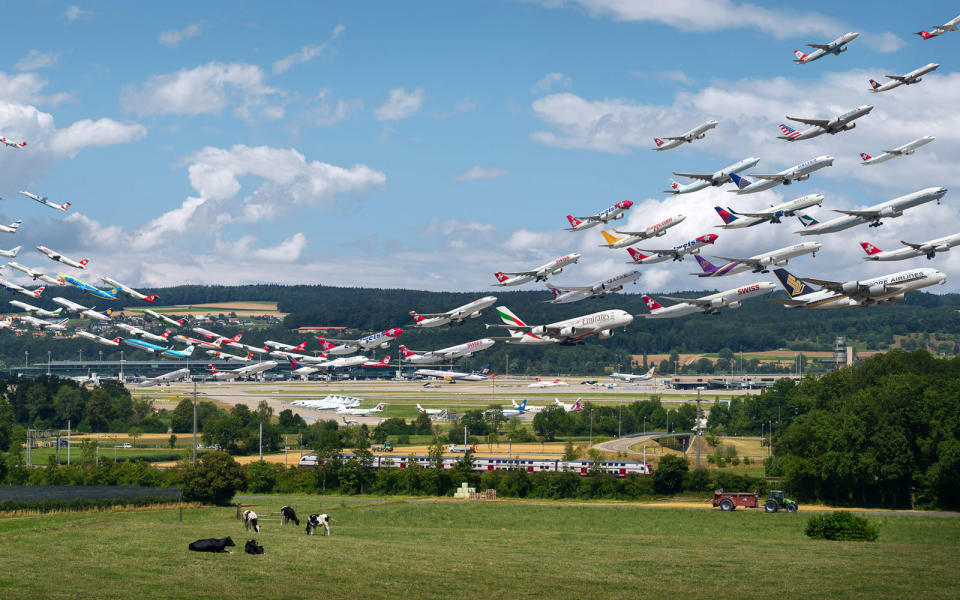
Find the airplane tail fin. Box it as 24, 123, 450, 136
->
665, 179, 682, 193
600, 230, 622, 246
694, 254, 719, 274
9, 220, 22, 230
375, 403, 385, 411
62, 202, 71, 210
714, 206, 737, 225
477, 364, 492, 376
566, 215, 582, 228
34, 286, 45, 297
914, 30, 933, 40
495, 305, 527, 327
286, 355, 300, 370
182, 345, 195, 356
315, 336, 337, 351
547, 285, 563, 300
245, 351, 254, 360
160, 331, 171, 339
294, 341, 306, 351
778, 123, 801, 140
860, 242, 883, 256
143, 294, 159, 302
398, 344, 416, 358
112, 337, 121, 344
654, 137, 665, 147
869, 79, 882, 90
51, 307, 63, 315
793, 50, 808, 62
17, 142, 26, 147
207, 365, 219, 373
642, 295, 664, 312
773, 268, 816, 298
101, 308, 112, 318
796, 213, 820, 228
728, 172, 751, 190
859, 152, 872, 162
409, 310, 425, 323
493, 271, 510, 283
626, 248, 648, 262
9, 246, 20, 257
571, 399, 582, 411
647, 365, 657, 376
78, 259, 89, 266
519, 399, 527, 410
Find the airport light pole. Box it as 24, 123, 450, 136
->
192, 380, 198, 465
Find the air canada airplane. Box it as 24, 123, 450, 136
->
545, 270, 641, 303
600, 215, 685, 248
652, 120, 718, 151
714, 194, 824, 229
626, 235, 718, 264
795, 187, 947, 235
665, 156, 760, 194
772, 267, 946, 308
793, 32, 859, 64
398, 338, 496, 364
777, 106, 872, 141
860, 136, 935, 166
486, 306, 633, 345
869, 63, 939, 92
409, 295, 497, 327
691, 242, 821, 276
610, 366, 657, 382
860, 233, 960, 261
915, 14, 960, 39
492, 254, 581, 286
565, 201, 633, 231
640, 283, 776, 318
728, 156, 834, 194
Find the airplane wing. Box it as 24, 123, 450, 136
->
881, 149, 904, 155
658, 295, 709, 307
637, 247, 679, 256
728, 209, 774, 218
713, 255, 761, 267
785, 116, 829, 127
485, 323, 534, 330
800, 277, 918, 298
497, 270, 537, 276
546, 284, 594, 291
832, 209, 882, 218
410, 311, 453, 317
745, 173, 784, 181
885, 75, 908, 82
899, 240, 923, 250
661, 135, 688, 141
611, 228, 649, 237
671, 172, 713, 182
807, 43, 833, 50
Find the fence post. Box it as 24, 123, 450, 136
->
236, 503, 242, 520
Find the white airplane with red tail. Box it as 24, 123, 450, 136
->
36, 246, 88, 269
409, 296, 497, 327
19, 190, 70, 211
493, 253, 581, 286
0, 137, 26, 148
317, 328, 404, 355
564, 201, 633, 231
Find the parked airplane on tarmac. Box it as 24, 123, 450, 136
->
135, 368, 190, 387
35, 246, 88, 269
600, 215, 685, 249
527, 378, 569, 388
316, 328, 404, 354
545, 270, 641, 304
860, 233, 960, 261
641, 283, 776, 318
19, 190, 70, 211
398, 338, 496, 364
610, 366, 658, 382
414, 365, 492, 382
915, 14, 960, 39
565, 201, 634, 231
486, 306, 633, 344
409, 296, 498, 327
777, 105, 872, 141
665, 156, 760, 194
0, 220, 21, 234
869, 63, 939, 92
337, 402, 386, 416
626, 235, 718, 265
652, 120, 718, 151
9, 300, 61, 317
492, 254, 581, 286
860, 136, 935, 165
691, 242, 822, 276
714, 194, 824, 229
795, 187, 947, 235
100, 277, 158, 302
51, 297, 113, 321
554, 398, 583, 411
501, 399, 527, 417
772, 267, 946, 308
76, 331, 120, 347
417, 404, 447, 417
793, 32, 859, 64
728, 156, 834, 194
0, 246, 20, 258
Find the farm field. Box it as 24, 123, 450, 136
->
0, 500, 957, 599
120, 300, 287, 318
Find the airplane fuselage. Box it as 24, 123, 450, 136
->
784, 269, 946, 308
797, 187, 947, 234
735, 156, 834, 194
645, 282, 776, 318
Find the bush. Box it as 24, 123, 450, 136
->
653, 455, 688, 495
805, 511, 878, 542
181, 452, 247, 505
683, 467, 713, 492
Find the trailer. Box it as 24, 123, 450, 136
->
712, 489, 759, 511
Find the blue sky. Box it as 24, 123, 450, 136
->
1, 1, 959, 295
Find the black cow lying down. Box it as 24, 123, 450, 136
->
244, 539, 264, 555
188, 537, 236, 553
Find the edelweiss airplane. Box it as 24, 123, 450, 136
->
793, 32, 859, 64
76, 331, 120, 346
795, 187, 948, 235
860, 233, 960, 261
116, 323, 170, 344
691, 242, 821, 276
545, 270, 641, 304
626, 235, 718, 265
122, 338, 195, 359
0, 246, 20, 258
527, 378, 568, 388
915, 14, 960, 39
777, 105, 872, 141
10, 300, 62, 317
565, 201, 633, 231
728, 156, 834, 194
600, 215, 685, 249
362, 355, 392, 369
337, 402, 386, 416
206, 361, 277, 380
714, 194, 825, 229
414, 365, 492, 382
652, 120, 718, 151
869, 63, 939, 92
100, 277, 158, 302
60, 275, 118, 300
143, 309, 184, 328
641, 283, 776, 318
398, 338, 496, 364
0, 137, 26, 148
492, 254, 581, 286
35, 246, 88, 269
135, 368, 191, 387
19, 315, 68, 331
51, 297, 113, 321
0, 220, 22, 234
0, 278, 44, 299
772, 267, 946, 308
206, 350, 254, 362
316, 328, 404, 354
860, 136, 935, 166
7, 262, 64, 286
665, 156, 760, 194
610, 366, 657, 382
409, 295, 497, 327
486, 306, 633, 344
554, 398, 583, 411
19, 191, 70, 212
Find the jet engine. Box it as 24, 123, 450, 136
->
879, 293, 905, 304
912, 77, 923, 84
842, 122, 856, 131
834, 46, 848, 55
878, 206, 901, 218
841, 281, 861, 295
696, 133, 705, 139
656, 229, 667, 236
608, 286, 623, 293
758, 256, 774, 266
558, 326, 577, 337
614, 213, 625, 219
710, 298, 724, 308
794, 174, 810, 181
592, 284, 606, 293
727, 301, 742, 309
598, 329, 613, 338
470, 312, 481, 318
866, 283, 889, 297
774, 259, 788, 266
531, 326, 549, 336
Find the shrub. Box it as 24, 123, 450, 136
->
805, 511, 878, 542
181, 452, 247, 505
653, 455, 688, 495
683, 467, 713, 492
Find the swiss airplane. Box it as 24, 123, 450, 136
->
76, 331, 121, 346
0, 278, 44, 299
7, 262, 64, 286
728, 156, 834, 194
51, 297, 113, 321
0, 246, 20, 258
19, 191, 70, 212
772, 267, 946, 308
337, 402, 386, 416
100, 277, 158, 302
317, 328, 404, 354
10, 300, 62, 317
795, 187, 947, 234
398, 338, 496, 364
0, 137, 27, 148
19, 315, 69, 331
860, 233, 960, 261
206, 361, 277, 380
135, 368, 191, 387
527, 378, 568, 388
869, 63, 939, 92
409, 295, 497, 327
414, 365, 492, 382
194, 327, 240, 344
915, 14, 960, 39
0, 220, 22, 234
143, 309, 184, 328
486, 306, 633, 345
793, 32, 859, 64
640, 283, 776, 318
264, 340, 307, 352
35, 246, 88, 269
600, 215, 685, 249
714, 194, 825, 229
777, 105, 872, 141
665, 156, 760, 194
206, 349, 254, 362
860, 136, 935, 166
611, 366, 658, 382
652, 120, 718, 151
116, 323, 170, 344
545, 270, 641, 304
691, 242, 822, 276
492, 254, 581, 286
626, 235, 718, 265
565, 201, 634, 231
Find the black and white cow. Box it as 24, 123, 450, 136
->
306, 513, 331, 536
280, 505, 300, 526
242, 510, 261, 533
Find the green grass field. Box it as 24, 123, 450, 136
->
0, 499, 956, 599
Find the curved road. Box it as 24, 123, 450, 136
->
593, 433, 690, 457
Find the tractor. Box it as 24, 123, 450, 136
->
764, 490, 799, 513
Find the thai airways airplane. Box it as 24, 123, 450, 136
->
915, 14, 960, 39
486, 306, 633, 344
116, 324, 171, 344
626, 235, 718, 265
545, 270, 641, 303
122, 337, 196, 358
143, 309, 184, 328
7, 262, 64, 286
860, 233, 960, 261
415, 365, 492, 382
795, 187, 947, 235
409, 296, 497, 327
398, 338, 496, 364
777, 106, 872, 141
60, 275, 119, 300
869, 63, 939, 92
100, 277, 158, 302
600, 215, 685, 248
135, 368, 191, 387
640, 283, 776, 318
0, 137, 26, 148
565, 201, 633, 231
35, 246, 88, 269
728, 156, 834, 194
19, 190, 70, 211
337, 402, 386, 416
690, 242, 821, 276
316, 328, 404, 354
206, 361, 277, 380
0, 278, 44, 299
665, 156, 760, 194
610, 366, 658, 382
714, 194, 824, 229
0, 220, 22, 234
860, 136, 935, 166
652, 120, 718, 151
9, 300, 62, 317
772, 267, 946, 308
76, 331, 121, 346
793, 32, 859, 64
527, 378, 568, 388
51, 297, 113, 321
0, 246, 20, 258
554, 398, 583, 411
492, 254, 581, 286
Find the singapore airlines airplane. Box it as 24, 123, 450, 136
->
860, 233, 960, 261
795, 187, 947, 235
665, 156, 760, 194
860, 136, 935, 166
640, 283, 776, 318
486, 306, 633, 344
652, 120, 718, 151
565, 201, 633, 231
793, 32, 859, 64
777, 106, 872, 141
600, 215, 685, 248
714, 194, 824, 229
492, 254, 581, 286
772, 268, 946, 308
728, 156, 834, 194
409, 296, 497, 327
869, 63, 939, 92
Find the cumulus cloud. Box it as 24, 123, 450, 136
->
15, 51, 59, 71
0, 71, 70, 106
216, 232, 308, 263
532, 72, 572, 93
158, 23, 202, 47
374, 87, 425, 121
454, 166, 509, 181
48, 119, 146, 158
272, 24, 345, 74
63, 5, 90, 22
304, 89, 362, 126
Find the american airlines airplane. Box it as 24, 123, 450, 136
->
626, 235, 718, 264
545, 270, 641, 304
135, 368, 191, 387
640, 283, 776, 318
860, 137, 935, 166
35, 246, 88, 269
564, 201, 633, 231
915, 14, 960, 39
795, 187, 947, 235
777, 105, 872, 141
860, 233, 960, 261
0, 220, 22, 234
714, 194, 824, 229
665, 156, 760, 194
19, 190, 71, 212
492, 254, 581, 286
869, 63, 939, 92
486, 306, 633, 344
9, 300, 62, 317
600, 215, 685, 249
316, 328, 404, 354
728, 156, 834, 195
409, 296, 497, 327
610, 366, 657, 382
691, 242, 821, 276
772, 267, 946, 308
793, 32, 859, 64
652, 120, 718, 151
398, 338, 496, 364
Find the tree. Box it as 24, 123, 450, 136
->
127, 426, 144, 447
168, 434, 177, 449
654, 455, 689, 495
181, 451, 248, 504
484, 405, 507, 432
532, 406, 567, 441
202, 414, 245, 454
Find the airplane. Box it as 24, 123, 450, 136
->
318, 354, 376, 369
793, 32, 859, 64
100, 277, 159, 302
264, 340, 307, 352
0, 316, 12, 330
0, 246, 20, 258
869, 63, 939, 92
409, 295, 498, 327
7, 262, 65, 286
727, 156, 834, 194
398, 338, 496, 364
51, 297, 113, 321
713, 194, 825, 229
795, 187, 948, 234
610, 366, 658, 382
554, 398, 583, 411
290, 395, 361, 410
690, 242, 822, 276
600, 215, 686, 249
860, 136, 935, 166
286, 355, 323, 377
546, 270, 642, 304
135, 368, 191, 387
0, 220, 22, 234
860, 233, 960, 261
777, 105, 872, 141
269, 348, 326, 364
19, 315, 69, 331
486, 306, 634, 345
915, 14, 960, 39
206, 349, 254, 362
0, 137, 26, 148
35, 246, 88, 269
361, 355, 392, 368
141, 309, 184, 328
206, 361, 278, 380
772, 267, 946, 308
492, 253, 582, 286
9, 300, 62, 317
511, 399, 547, 413
316, 328, 404, 354
640, 282, 776, 318
173, 334, 228, 349
19, 190, 70, 212
341, 416, 359, 426
337, 402, 386, 416
122, 337, 196, 359
115, 323, 171, 344
652, 120, 719, 151
60, 275, 119, 300
414, 365, 492, 382
417, 403, 446, 416
665, 156, 760, 194
501, 399, 527, 417
626, 235, 718, 265
565, 201, 634, 231
194, 327, 238, 342
0, 278, 44, 299
527, 378, 568, 388
76, 331, 121, 346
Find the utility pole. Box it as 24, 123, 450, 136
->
192, 380, 198, 465
47, 350, 51, 375
67, 419, 71, 465
259, 422, 263, 461
695, 386, 704, 468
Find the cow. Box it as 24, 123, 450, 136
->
244, 539, 264, 555
280, 505, 300, 526
242, 510, 261, 533
188, 537, 236, 553
306, 513, 331, 536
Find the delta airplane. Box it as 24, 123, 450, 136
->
665, 156, 760, 194
19, 190, 70, 212
7, 263, 64, 286
414, 365, 492, 382
793, 32, 859, 64
51, 297, 113, 321
116, 323, 170, 344
860, 233, 960, 261
611, 366, 658, 382
728, 156, 834, 195
0, 220, 21, 234
527, 378, 569, 388
714, 194, 825, 229
0, 246, 20, 258
600, 215, 685, 249
9, 300, 62, 317
915, 14, 960, 39
76, 331, 120, 346
316, 328, 404, 354
0, 137, 26, 148
641, 282, 776, 318
554, 398, 583, 411
35, 246, 88, 269
19, 315, 69, 331
0, 278, 44, 299
207, 349, 254, 362
777, 105, 872, 141
60, 275, 119, 300
652, 120, 719, 151
795, 187, 948, 235
409, 295, 498, 327
691, 242, 822, 276
398, 338, 495, 364
626, 235, 718, 265
486, 306, 633, 345
122, 337, 196, 359
545, 270, 641, 304
492, 254, 581, 286
135, 368, 191, 387
860, 136, 935, 166
565, 201, 634, 231
100, 277, 158, 302
337, 402, 386, 416
772, 267, 946, 308
143, 309, 184, 328
206, 361, 277, 380
869, 63, 939, 93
